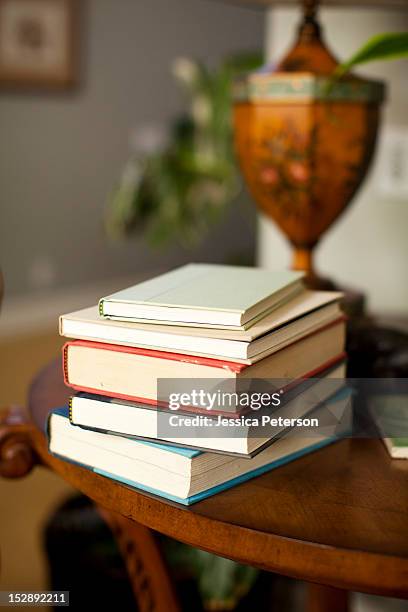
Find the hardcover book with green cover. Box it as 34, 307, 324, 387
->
99, 264, 304, 329
370, 394, 408, 459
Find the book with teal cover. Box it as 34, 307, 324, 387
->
93, 436, 338, 505
48, 406, 346, 505
99, 264, 304, 328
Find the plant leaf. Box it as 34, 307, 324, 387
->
106, 51, 263, 248
336, 32, 408, 78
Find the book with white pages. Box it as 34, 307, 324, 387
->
48, 393, 350, 505
60, 290, 343, 364
63, 321, 346, 409
69, 362, 346, 457
98, 264, 304, 329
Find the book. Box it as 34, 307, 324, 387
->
98, 264, 304, 329
68, 361, 346, 457
48, 399, 348, 505
63, 320, 346, 412
61, 290, 343, 362
370, 394, 408, 459
382, 437, 408, 459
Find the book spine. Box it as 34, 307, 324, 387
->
68, 397, 74, 424
58, 315, 64, 336
45, 412, 52, 439
62, 343, 70, 385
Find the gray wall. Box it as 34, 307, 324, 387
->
0, 0, 264, 297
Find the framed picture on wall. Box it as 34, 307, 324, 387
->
0, 0, 77, 89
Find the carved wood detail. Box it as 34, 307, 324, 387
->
99, 507, 181, 612
0, 407, 39, 478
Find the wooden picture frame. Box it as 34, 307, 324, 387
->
0, 0, 77, 89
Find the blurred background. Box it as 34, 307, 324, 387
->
0, 0, 407, 609
0, 0, 263, 599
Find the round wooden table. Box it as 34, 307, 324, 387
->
1, 359, 407, 611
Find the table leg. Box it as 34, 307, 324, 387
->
306, 583, 349, 612
99, 507, 181, 612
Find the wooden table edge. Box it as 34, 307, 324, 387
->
32, 430, 408, 599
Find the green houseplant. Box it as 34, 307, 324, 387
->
336, 32, 408, 77
106, 53, 262, 248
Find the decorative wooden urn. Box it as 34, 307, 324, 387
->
233, 1, 385, 288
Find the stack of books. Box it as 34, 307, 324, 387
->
48, 264, 349, 505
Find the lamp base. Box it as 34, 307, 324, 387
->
291, 246, 365, 318
292, 246, 337, 291
302, 273, 337, 291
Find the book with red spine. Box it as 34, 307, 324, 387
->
63, 318, 346, 415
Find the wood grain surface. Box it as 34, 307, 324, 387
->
20, 359, 408, 598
